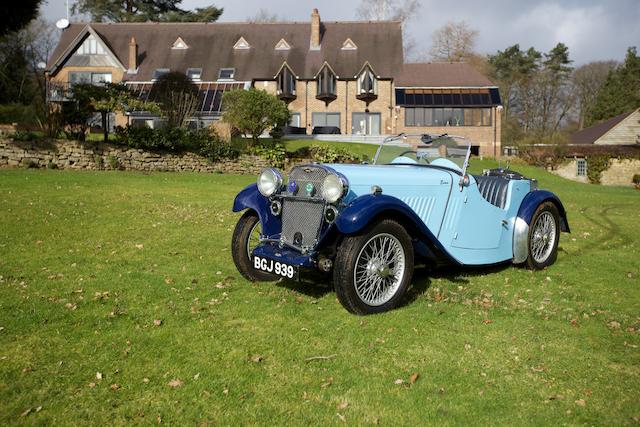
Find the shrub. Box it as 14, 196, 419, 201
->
47, 161, 58, 170
309, 144, 361, 164
21, 159, 38, 168
199, 138, 239, 162
633, 174, 640, 185
11, 130, 43, 142
115, 126, 212, 152
253, 143, 286, 168
0, 103, 39, 127
107, 155, 120, 170
94, 155, 104, 169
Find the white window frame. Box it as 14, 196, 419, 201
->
576, 158, 587, 177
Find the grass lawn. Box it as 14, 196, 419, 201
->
0, 163, 638, 425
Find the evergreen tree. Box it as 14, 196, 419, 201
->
586, 47, 640, 125
73, 0, 222, 23
0, 1, 43, 37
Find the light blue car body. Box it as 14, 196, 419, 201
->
329, 162, 531, 265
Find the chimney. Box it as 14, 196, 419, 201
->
128, 37, 138, 72
310, 8, 321, 50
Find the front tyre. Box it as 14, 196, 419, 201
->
333, 219, 414, 315
231, 211, 278, 282
526, 202, 560, 270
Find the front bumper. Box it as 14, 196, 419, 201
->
252, 243, 317, 269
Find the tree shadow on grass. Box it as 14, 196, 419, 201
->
402, 262, 512, 306
276, 261, 513, 304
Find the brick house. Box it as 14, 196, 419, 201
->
46, 8, 503, 156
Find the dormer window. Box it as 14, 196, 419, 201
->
275, 38, 291, 50
234, 37, 250, 50
218, 68, 235, 80
356, 65, 378, 104
172, 37, 188, 50
152, 68, 170, 80
341, 38, 357, 50
316, 64, 337, 105
276, 64, 296, 102
186, 68, 202, 80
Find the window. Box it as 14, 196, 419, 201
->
275, 38, 291, 50
152, 68, 170, 80
218, 68, 235, 80
277, 67, 296, 97
289, 113, 301, 127
68, 71, 112, 86
352, 112, 381, 135
577, 159, 587, 176
233, 37, 250, 50
172, 37, 188, 50
312, 112, 340, 128
186, 68, 202, 80
404, 108, 492, 127
341, 38, 357, 50
75, 35, 106, 55
357, 67, 377, 95
316, 65, 336, 97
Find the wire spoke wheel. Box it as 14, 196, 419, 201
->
246, 221, 262, 259
353, 233, 406, 306
531, 211, 557, 264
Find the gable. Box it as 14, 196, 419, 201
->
594, 109, 640, 146
64, 33, 121, 69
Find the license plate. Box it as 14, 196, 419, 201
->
253, 255, 298, 280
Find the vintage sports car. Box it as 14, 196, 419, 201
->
231, 134, 570, 315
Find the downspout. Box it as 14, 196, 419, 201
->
345, 80, 348, 134
304, 80, 313, 135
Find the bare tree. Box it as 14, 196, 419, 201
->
429, 21, 478, 62
572, 61, 617, 129
247, 8, 281, 23
356, 0, 420, 61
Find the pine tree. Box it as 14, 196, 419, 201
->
73, 0, 222, 23
586, 47, 640, 125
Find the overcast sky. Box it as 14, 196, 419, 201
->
41, 0, 640, 65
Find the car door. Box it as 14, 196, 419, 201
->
438, 178, 508, 250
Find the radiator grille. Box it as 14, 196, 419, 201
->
281, 199, 324, 248
281, 165, 328, 249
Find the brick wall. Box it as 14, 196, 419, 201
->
254, 79, 393, 135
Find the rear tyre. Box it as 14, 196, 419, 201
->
333, 219, 414, 315
231, 211, 278, 282
526, 202, 560, 270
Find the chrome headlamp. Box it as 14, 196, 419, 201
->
257, 168, 283, 197
321, 173, 347, 204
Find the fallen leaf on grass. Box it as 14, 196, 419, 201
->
88, 382, 96, 388
575, 399, 586, 407
394, 379, 404, 385
110, 383, 120, 391
153, 319, 163, 326
168, 379, 183, 388
250, 355, 263, 363
164, 277, 174, 285
336, 413, 346, 422
608, 321, 621, 329
321, 377, 333, 388
193, 373, 200, 380
135, 244, 144, 249
482, 319, 493, 325
143, 378, 150, 384
96, 372, 103, 380
20, 408, 32, 417
337, 401, 349, 410
409, 373, 420, 384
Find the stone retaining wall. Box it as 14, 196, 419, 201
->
551, 157, 640, 186
0, 139, 308, 175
